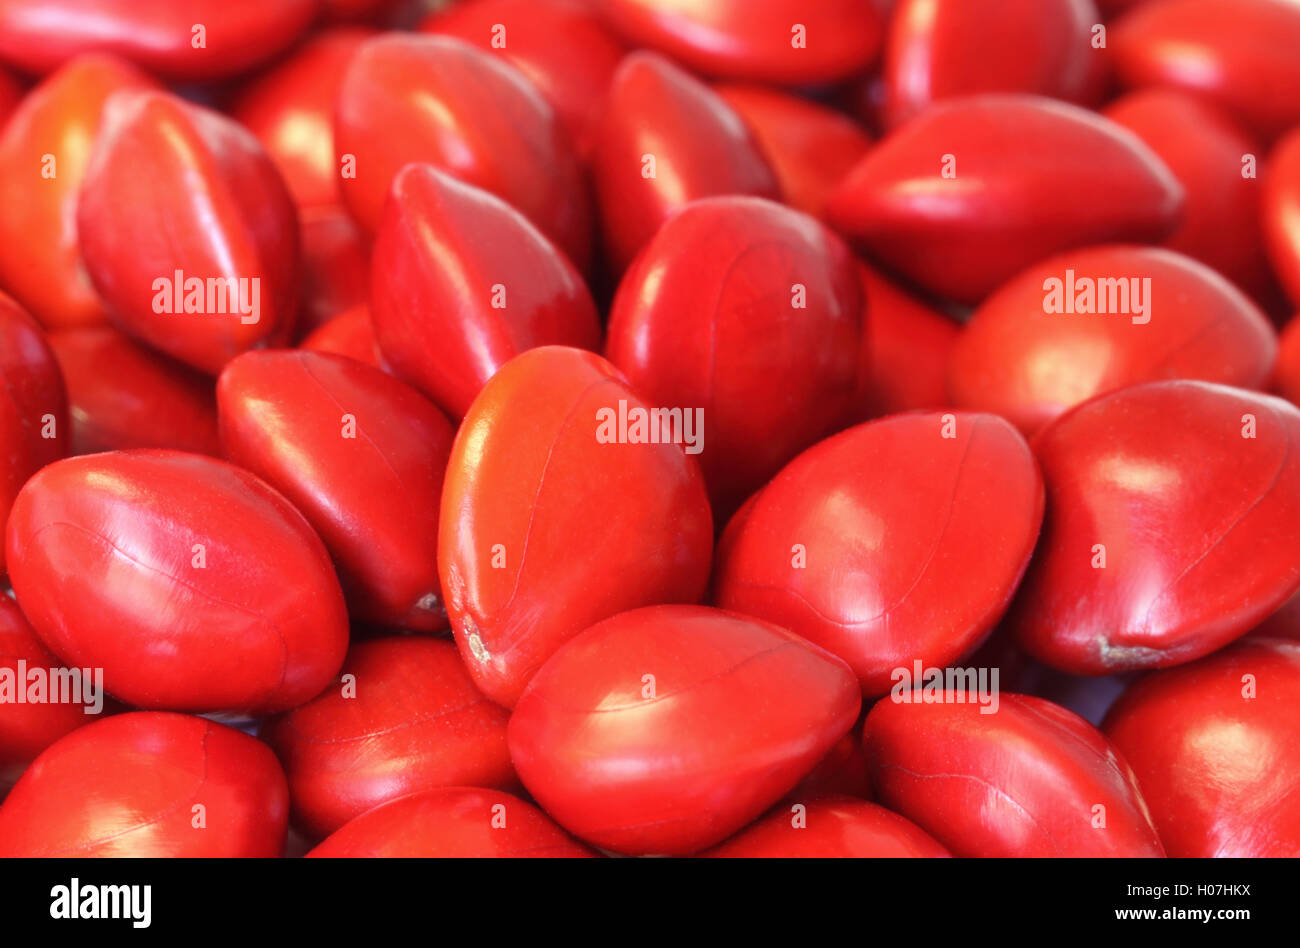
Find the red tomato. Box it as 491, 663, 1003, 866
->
0, 596, 108, 790
715, 83, 872, 219
508, 605, 862, 855
307, 786, 595, 857
0, 294, 67, 578
0, 55, 157, 330
865, 692, 1165, 856
948, 246, 1278, 435
1009, 381, 1300, 674
0, 712, 288, 857
420, 0, 626, 151
1104, 90, 1276, 301
825, 95, 1184, 305
881, 0, 1104, 128
334, 34, 591, 270
300, 303, 381, 368
230, 28, 374, 210
46, 326, 220, 457
588, 52, 779, 273
439, 346, 713, 707
371, 164, 601, 419
715, 412, 1043, 697
1104, 638, 1300, 856
853, 261, 960, 419
1112, 0, 1300, 143
702, 797, 948, 857
1277, 315, 1300, 404
77, 90, 299, 375
262, 637, 515, 839
5, 450, 349, 713
297, 204, 370, 340
591, 0, 884, 86
218, 350, 453, 632
1263, 129, 1300, 309
605, 196, 861, 517
0, 1, 317, 80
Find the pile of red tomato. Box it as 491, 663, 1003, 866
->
1, 0, 1299, 859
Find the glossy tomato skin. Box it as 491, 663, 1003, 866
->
0, 294, 67, 578
77, 90, 299, 375
606, 196, 862, 517
231, 28, 374, 210
715, 83, 872, 219
702, 797, 949, 857
300, 303, 381, 368
826, 95, 1183, 305
589, 52, 779, 273
334, 34, 591, 270
439, 346, 713, 708
508, 605, 862, 855
1010, 381, 1300, 675
307, 787, 595, 857
371, 164, 601, 419
1277, 316, 1300, 405
47, 326, 220, 456
262, 637, 515, 839
853, 261, 959, 420
1112, 0, 1300, 143
420, 0, 625, 151
715, 412, 1043, 697
1104, 90, 1276, 300
0, 1, 317, 81
1263, 129, 1300, 309
5, 450, 349, 714
865, 693, 1165, 857
218, 350, 453, 632
296, 204, 370, 341
591, 0, 884, 86
0, 712, 288, 857
881, 0, 1104, 128
0, 596, 108, 790
0, 55, 157, 330
1104, 638, 1300, 856
948, 246, 1278, 435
